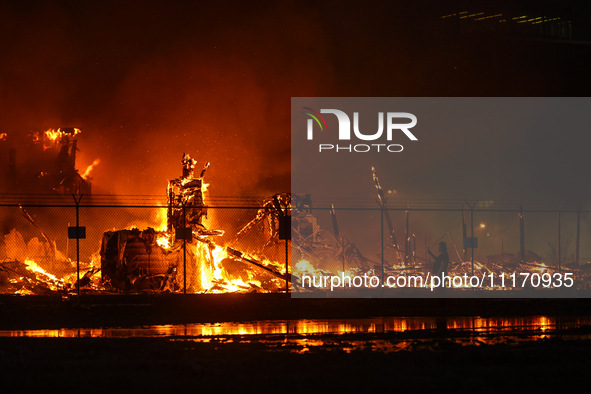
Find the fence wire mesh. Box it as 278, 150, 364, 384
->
1, 202, 591, 296
0, 204, 289, 295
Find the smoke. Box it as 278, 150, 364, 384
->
0, 1, 333, 198
2, 1, 591, 206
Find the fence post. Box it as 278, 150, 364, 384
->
285, 237, 289, 294
557, 209, 561, 272
404, 208, 410, 265
76, 199, 80, 298
381, 207, 384, 289
464, 200, 478, 276
519, 206, 525, 263
462, 205, 467, 261
342, 236, 345, 274
183, 204, 187, 294
470, 206, 474, 276
412, 234, 416, 265
575, 207, 581, 268
72, 194, 83, 298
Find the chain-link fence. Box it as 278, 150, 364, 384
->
0, 203, 289, 295
291, 205, 591, 297
2, 201, 591, 296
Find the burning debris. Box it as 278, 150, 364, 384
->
1, 226, 75, 295
99, 153, 290, 293
235, 192, 291, 252
4, 145, 591, 295
289, 195, 378, 278
287, 167, 591, 293
1, 148, 294, 295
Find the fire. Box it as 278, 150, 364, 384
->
31, 127, 83, 151
0, 132, 7, 141
17, 259, 69, 294
24, 259, 60, 283
154, 206, 168, 231
154, 204, 172, 248
295, 260, 322, 277
81, 159, 100, 180
209, 245, 266, 293
4, 153, 292, 295
156, 232, 173, 249
44, 127, 81, 142
177, 241, 272, 294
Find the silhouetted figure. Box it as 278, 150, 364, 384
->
428, 242, 450, 276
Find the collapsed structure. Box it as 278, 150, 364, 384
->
0, 128, 92, 195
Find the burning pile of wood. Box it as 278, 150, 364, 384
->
0, 226, 76, 295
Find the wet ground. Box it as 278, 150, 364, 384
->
3, 296, 591, 392
3, 315, 591, 349
3, 315, 591, 393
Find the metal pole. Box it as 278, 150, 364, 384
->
72, 194, 82, 298
342, 235, 345, 274
381, 207, 384, 287
412, 234, 416, 264
183, 204, 187, 294
575, 207, 581, 267
404, 209, 410, 265
76, 201, 80, 298
557, 210, 561, 272
66, 222, 70, 261
471, 208, 474, 276
285, 239, 289, 293
462, 205, 467, 261
519, 206, 525, 263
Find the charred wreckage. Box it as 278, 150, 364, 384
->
1, 128, 93, 195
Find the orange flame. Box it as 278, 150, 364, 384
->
44, 127, 81, 142
41, 128, 81, 150
82, 159, 100, 180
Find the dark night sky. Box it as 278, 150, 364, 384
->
1, 0, 591, 205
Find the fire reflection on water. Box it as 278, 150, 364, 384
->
2, 316, 590, 353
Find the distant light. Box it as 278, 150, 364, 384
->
480, 223, 486, 229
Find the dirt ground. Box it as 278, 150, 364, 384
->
1, 334, 590, 393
